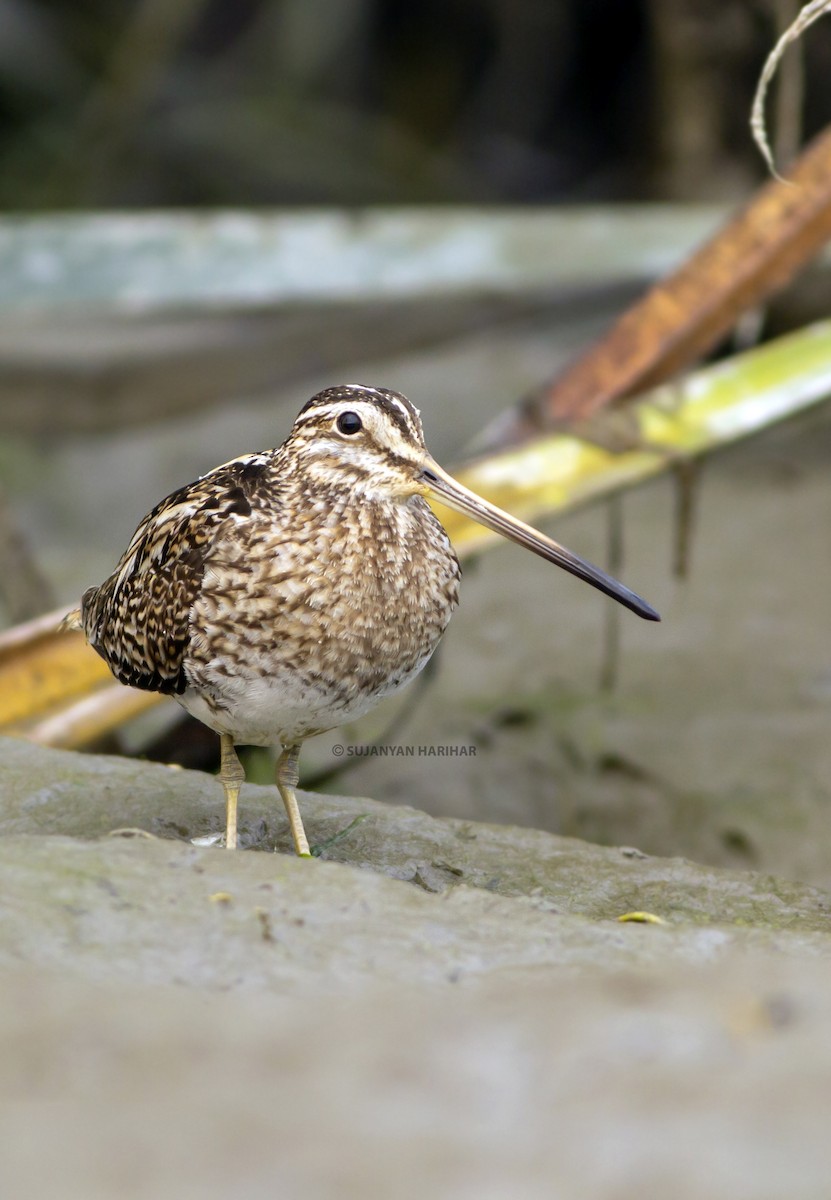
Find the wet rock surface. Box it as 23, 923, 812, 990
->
1, 737, 831, 1197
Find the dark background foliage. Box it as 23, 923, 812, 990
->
2, 0, 830, 211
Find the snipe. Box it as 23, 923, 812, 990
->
73, 385, 659, 854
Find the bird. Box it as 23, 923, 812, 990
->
70, 384, 659, 856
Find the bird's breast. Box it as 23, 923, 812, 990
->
181, 494, 460, 740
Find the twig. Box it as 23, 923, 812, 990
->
752, 0, 831, 176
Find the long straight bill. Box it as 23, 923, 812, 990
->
419, 459, 660, 621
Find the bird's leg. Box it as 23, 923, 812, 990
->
219, 733, 244, 850
276, 743, 311, 857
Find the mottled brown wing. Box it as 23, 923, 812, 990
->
81, 455, 269, 695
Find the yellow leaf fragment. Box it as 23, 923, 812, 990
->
617, 911, 667, 925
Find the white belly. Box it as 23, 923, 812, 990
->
177, 647, 434, 747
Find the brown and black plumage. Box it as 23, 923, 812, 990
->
76, 384, 659, 855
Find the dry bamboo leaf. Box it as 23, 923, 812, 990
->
0, 607, 159, 747
18, 683, 160, 748
0, 608, 105, 726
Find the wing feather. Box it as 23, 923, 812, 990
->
81, 455, 269, 695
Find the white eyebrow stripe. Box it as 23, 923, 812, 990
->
387, 396, 415, 425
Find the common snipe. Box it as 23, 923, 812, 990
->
74, 385, 659, 855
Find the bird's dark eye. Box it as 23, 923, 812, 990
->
336, 411, 363, 436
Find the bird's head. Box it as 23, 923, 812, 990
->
285, 384, 660, 621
